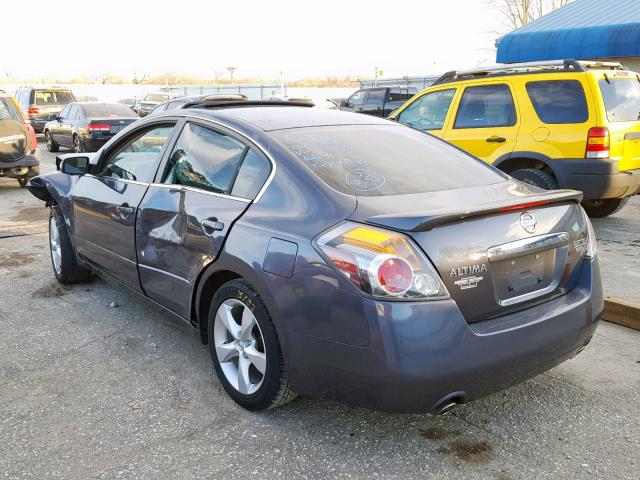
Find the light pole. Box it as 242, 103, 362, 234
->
227, 66, 237, 85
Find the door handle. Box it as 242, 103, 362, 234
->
201, 218, 224, 236
486, 136, 507, 143
116, 204, 136, 216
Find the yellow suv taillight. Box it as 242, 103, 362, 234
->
585, 127, 610, 159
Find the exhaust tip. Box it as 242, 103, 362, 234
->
432, 391, 467, 416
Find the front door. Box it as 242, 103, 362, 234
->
72, 122, 178, 290
137, 120, 272, 318
444, 83, 520, 164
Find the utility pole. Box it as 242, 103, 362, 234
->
374, 66, 378, 87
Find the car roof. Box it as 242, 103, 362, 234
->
185, 106, 391, 132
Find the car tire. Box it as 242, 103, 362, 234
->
581, 197, 629, 218
49, 206, 91, 284
45, 130, 59, 153
208, 279, 297, 411
73, 135, 84, 153
510, 168, 558, 190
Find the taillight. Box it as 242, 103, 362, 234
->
27, 106, 39, 117
586, 127, 609, 159
316, 222, 449, 300
87, 123, 111, 132
580, 207, 598, 259
28, 126, 37, 152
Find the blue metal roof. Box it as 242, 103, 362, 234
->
497, 0, 640, 63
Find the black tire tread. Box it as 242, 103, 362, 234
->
50, 206, 91, 284
581, 197, 629, 218
45, 130, 59, 153
510, 168, 558, 190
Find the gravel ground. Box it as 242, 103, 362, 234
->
0, 141, 638, 479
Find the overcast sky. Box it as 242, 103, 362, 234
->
3, 0, 505, 80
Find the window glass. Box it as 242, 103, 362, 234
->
347, 91, 366, 107
83, 104, 137, 117
34, 90, 73, 105
231, 149, 271, 199
273, 124, 505, 197
598, 78, 640, 122
164, 123, 246, 194
366, 89, 386, 104
526, 80, 588, 124
58, 105, 71, 119
68, 105, 78, 120
98, 124, 175, 182
454, 84, 516, 129
397, 89, 455, 130
388, 89, 415, 102
0, 98, 22, 121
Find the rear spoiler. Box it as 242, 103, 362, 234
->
366, 190, 583, 232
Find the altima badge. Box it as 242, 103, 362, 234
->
520, 212, 537, 233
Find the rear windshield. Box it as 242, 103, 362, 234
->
83, 104, 137, 117
0, 98, 23, 121
145, 93, 170, 102
273, 125, 505, 196
526, 80, 588, 124
599, 78, 640, 122
34, 90, 73, 105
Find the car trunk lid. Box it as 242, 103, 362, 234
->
349, 181, 590, 323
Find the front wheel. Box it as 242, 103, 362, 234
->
49, 207, 91, 284
582, 198, 629, 218
73, 135, 84, 153
45, 130, 59, 153
208, 279, 296, 411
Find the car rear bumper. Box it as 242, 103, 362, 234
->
283, 258, 602, 413
28, 119, 48, 133
0, 154, 40, 177
549, 158, 640, 199
82, 136, 110, 152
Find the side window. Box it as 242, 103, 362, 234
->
98, 124, 175, 182
454, 84, 516, 129
347, 90, 366, 107
163, 123, 246, 194
67, 105, 78, 120
397, 89, 456, 130
58, 105, 71, 119
365, 89, 386, 105
526, 80, 588, 124
388, 89, 414, 102
231, 149, 271, 199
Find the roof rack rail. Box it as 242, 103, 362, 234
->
432, 59, 624, 85
182, 100, 314, 109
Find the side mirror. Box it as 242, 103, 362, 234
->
49, 113, 58, 121
58, 155, 90, 175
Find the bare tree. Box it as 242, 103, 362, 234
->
496, 0, 572, 30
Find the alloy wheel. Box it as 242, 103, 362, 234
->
49, 216, 62, 275
45, 132, 52, 150
213, 298, 267, 395
74, 136, 83, 153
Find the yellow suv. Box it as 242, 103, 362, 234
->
390, 59, 640, 217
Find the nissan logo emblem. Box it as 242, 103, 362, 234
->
520, 212, 537, 234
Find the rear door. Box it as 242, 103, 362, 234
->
444, 82, 520, 163
595, 73, 640, 172
360, 88, 387, 116
72, 121, 178, 290
49, 104, 71, 144
59, 104, 78, 147
136, 120, 271, 317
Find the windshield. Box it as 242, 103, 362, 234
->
145, 93, 170, 102
273, 125, 506, 196
599, 78, 640, 122
83, 104, 137, 117
35, 90, 73, 105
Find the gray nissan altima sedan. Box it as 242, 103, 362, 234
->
27, 100, 602, 413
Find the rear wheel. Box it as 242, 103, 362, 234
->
208, 279, 296, 411
510, 168, 558, 190
45, 131, 59, 153
581, 197, 629, 218
49, 207, 91, 284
